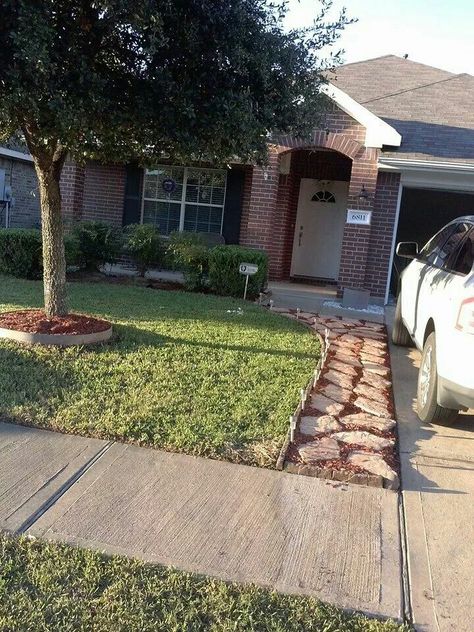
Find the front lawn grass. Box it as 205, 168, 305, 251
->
0, 534, 409, 632
0, 275, 318, 465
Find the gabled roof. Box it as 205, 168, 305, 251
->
331, 55, 474, 165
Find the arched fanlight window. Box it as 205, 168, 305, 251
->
311, 190, 336, 203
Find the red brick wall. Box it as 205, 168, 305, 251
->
82, 164, 126, 226
325, 106, 366, 144
60, 162, 126, 226
239, 151, 280, 252
337, 147, 380, 293
61, 162, 85, 226
364, 171, 401, 298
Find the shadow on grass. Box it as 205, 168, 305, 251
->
101, 323, 319, 361
0, 342, 79, 424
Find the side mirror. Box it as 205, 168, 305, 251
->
396, 241, 419, 259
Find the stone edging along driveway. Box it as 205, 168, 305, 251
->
273, 309, 399, 490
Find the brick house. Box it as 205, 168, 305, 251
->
4, 55, 474, 303
0, 145, 40, 229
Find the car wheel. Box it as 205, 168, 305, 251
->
391, 294, 412, 346
417, 332, 459, 424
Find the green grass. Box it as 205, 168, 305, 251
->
0, 275, 319, 465
0, 534, 409, 632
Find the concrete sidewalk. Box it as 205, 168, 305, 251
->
387, 307, 474, 632
0, 421, 402, 620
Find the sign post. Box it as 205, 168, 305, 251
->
239, 262, 259, 300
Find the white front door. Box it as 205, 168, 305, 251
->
290, 179, 348, 280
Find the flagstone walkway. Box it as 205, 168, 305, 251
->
272, 309, 399, 489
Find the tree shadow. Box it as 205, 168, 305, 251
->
105, 323, 319, 361
0, 342, 79, 426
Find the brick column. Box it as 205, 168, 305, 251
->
239, 149, 280, 261
337, 147, 379, 294
60, 162, 85, 226
364, 172, 401, 299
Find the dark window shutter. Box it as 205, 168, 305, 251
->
221, 168, 245, 244
122, 166, 143, 226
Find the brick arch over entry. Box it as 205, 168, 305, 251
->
240, 129, 380, 294
275, 131, 364, 160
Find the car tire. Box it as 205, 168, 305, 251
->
417, 332, 459, 424
391, 294, 412, 346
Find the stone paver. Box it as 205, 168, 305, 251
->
354, 382, 390, 402
323, 369, 354, 389
360, 372, 392, 389
361, 345, 386, 357
299, 415, 342, 436
298, 437, 340, 463
348, 451, 399, 490
332, 431, 394, 451
360, 352, 386, 365
331, 342, 359, 357
310, 393, 345, 416
354, 396, 392, 418
361, 362, 390, 377
339, 334, 363, 344
320, 383, 353, 405
339, 413, 396, 432
333, 352, 362, 367
328, 360, 358, 377
278, 310, 398, 491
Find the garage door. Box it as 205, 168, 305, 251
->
390, 187, 474, 296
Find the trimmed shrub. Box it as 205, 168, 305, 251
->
72, 221, 122, 271
0, 228, 79, 279
0, 229, 42, 278
209, 246, 267, 299
167, 231, 209, 291
124, 223, 163, 277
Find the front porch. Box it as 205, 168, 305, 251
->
238, 130, 383, 299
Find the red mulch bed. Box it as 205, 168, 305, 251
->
0, 310, 111, 335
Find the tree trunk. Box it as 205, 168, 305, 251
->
35, 158, 68, 318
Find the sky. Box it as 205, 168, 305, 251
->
285, 0, 474, 75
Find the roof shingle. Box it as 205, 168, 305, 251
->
331, 55, 474, 164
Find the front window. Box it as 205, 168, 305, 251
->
142, 166, 227, 235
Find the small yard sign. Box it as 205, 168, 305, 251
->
239, 263, 259, 275
239, 262, 259, 299
346, 210, 372, 226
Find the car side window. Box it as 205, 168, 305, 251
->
449, 230, 474, 276
419, 225, 456, 265
420, 223, 471, 268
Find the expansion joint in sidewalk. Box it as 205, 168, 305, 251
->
17, 441, 115, 535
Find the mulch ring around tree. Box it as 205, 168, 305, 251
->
0, 309, 111, 335
271, 308, 400, 490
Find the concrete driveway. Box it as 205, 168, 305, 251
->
387, 307, 474, 632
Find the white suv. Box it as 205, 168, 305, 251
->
393, 217, 474, 423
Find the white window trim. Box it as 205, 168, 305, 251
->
384, 180, 404, 305
141, 165, 228, 234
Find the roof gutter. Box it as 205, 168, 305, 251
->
378, 157, 474, 174
321, 83, 402, 149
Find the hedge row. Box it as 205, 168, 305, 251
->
0, 224, 268, 299
0, 229, 78, 279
